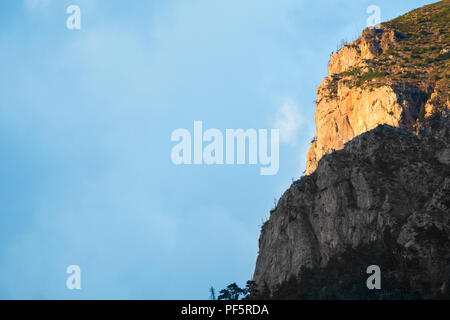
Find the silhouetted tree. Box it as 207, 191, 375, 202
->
243, 280, 259, 299
209, 286, 216, 300
218, 283, 245, 300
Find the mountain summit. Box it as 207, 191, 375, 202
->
306, 0, 449, 174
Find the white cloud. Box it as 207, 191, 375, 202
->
274, 99, 303, 146
25, 0, 51, 11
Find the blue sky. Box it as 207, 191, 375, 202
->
0, 0, 436, 299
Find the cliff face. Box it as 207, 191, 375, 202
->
253, 1, 450, 299
254, 118, 450, 298
306, 1, 449, 174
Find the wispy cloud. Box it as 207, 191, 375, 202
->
274, 99, 303, 146
24, 0, 51, 11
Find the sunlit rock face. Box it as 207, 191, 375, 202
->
306, 1, 449, 174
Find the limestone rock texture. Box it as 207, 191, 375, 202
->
253, 1, 450, 299
306, 1, 449, 174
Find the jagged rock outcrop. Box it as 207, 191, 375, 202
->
306, 1, 449, 174
253, 1, 450, 299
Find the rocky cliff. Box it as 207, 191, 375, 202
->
306, 0, 449, 174
253, 1, 450, 299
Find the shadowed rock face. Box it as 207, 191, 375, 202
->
253, 117, 450, 299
